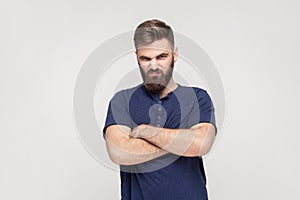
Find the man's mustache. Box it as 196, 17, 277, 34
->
147, 69, 163, 74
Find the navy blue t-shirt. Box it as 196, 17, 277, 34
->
103, 84, 216, 200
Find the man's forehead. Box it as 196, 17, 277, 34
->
136, 38, 173, 52
136, 47, 172, 54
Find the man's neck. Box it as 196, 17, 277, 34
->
160, 79, 178, 98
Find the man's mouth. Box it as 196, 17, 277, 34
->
147, 70, 162, 77
148, 72, 161, 76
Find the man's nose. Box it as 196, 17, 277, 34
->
149, 58, 158, 69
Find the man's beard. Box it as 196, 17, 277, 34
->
139, 57, 174, 94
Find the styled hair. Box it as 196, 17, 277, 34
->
134, 19, 174, 50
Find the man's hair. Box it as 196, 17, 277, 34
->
134, 19, 174, 50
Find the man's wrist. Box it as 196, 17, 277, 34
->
131, 124, 161, 139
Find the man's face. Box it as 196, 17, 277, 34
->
136, 39, 178, 94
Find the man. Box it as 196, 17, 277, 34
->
103, 19, 217, 200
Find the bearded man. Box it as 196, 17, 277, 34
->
103, 19, 217, 200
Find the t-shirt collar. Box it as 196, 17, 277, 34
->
141, 83, 181, 100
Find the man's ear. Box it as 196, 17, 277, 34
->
173, 47, 178, 62
135, 50, 141, 65
135, 50, 139, 61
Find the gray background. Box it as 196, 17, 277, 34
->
1, 0, 299, 199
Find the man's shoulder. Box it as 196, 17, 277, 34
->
177, 85, 208, 95
175, 85, 213, 104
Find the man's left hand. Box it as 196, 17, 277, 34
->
130, 124, 161, 139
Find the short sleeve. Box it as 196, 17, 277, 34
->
195, 88, 217, 134
103, 91, 133, 138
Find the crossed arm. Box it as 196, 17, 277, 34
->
105, 123, 216, 165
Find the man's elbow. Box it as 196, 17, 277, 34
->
107, 150, 123, 165
184, 143, 212, 157
105, 143, 137, 165
183, 123, 215, 157
184, 135, 215, 156
198, 143, 213, 156
195, 126, 215, 156
105, 142, 125, 165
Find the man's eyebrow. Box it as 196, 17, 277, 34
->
139, 53, 170, 59
157, 53, 169, 57
139, 55, 151, 59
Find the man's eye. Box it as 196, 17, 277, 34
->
157, 55, 167, 59
141, 57, 150, 61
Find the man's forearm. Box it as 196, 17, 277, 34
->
131, 124, 215, 157
105, 125, 169, 165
